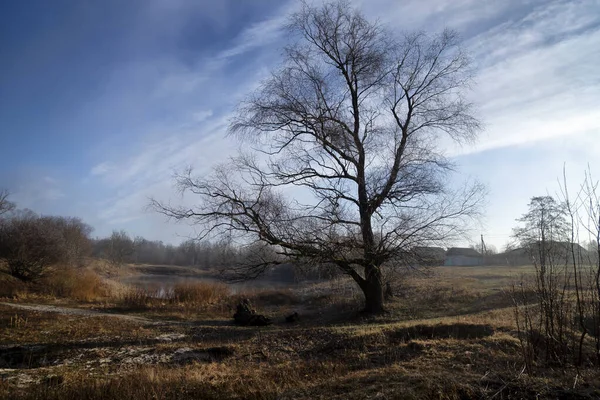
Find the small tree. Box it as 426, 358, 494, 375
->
153, 0, 484, 313
514, 196, 570, 265
579, 169, 600, 365
511, 196, 572, 367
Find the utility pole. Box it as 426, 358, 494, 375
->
480, 234, 487, 255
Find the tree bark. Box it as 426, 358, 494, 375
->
361, 265, 385, 314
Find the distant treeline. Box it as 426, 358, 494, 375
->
91, 231, 245, 269
1, 190, 262, 282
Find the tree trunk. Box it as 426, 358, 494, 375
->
362, 266, 385, 314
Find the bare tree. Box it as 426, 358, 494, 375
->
0, 189, 15, 217
52, 217, 93, 267
107, 230, 134, 267
513, 196, 570, 265
152, 0, 484, 313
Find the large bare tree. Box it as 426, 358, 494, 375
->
153, 1, 484, 313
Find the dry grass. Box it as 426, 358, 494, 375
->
0, 274, 27, 299
42, 268, 108, 302
114, 282, 231, 314
3, 264, 600, 399
3, 309, 599, 400
0, 304, 156, 345
118, 286, 158, 310
171, 281, 230, 306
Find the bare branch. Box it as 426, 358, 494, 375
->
0, 189, 16, 217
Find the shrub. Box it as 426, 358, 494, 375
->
0, 212, 92, 281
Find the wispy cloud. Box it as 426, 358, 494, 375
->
468, 26, 600, 152
12, 174, 65, 210
191, 110, 213, 123
90, 162, 113, 177
84, 3, 300, 236
5, 0, 598, 247
87, 0, 600, 242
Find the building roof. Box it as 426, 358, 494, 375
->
446, 247, 481, 257
412, 246, 446, 255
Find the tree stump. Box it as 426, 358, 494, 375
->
233, 299, 272, 326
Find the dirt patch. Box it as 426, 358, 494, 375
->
171, 346, 234, 365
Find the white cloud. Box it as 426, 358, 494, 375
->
361, 0, 521, 32
84, 3, 301, 239
215, 12, 288, 60
192, 110, 213, 123
468, 30, 600, 153
90, 162, 112, 176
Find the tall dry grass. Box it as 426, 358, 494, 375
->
171, 282, 229, 306
119, 287, 158, 309
43, 268, 107, 302
116, 281, 231, 312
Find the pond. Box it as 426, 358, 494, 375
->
121, 270, 300, 296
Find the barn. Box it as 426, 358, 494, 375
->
444, 247, 483, 266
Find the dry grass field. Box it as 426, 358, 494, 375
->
1, 264, 599, 399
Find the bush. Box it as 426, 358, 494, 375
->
0, 212, 92, 281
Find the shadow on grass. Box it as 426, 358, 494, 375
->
389, 323, 495, 342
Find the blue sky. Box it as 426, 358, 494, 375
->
1, 0, 599, 250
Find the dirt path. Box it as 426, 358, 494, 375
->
1, 302, 154, 324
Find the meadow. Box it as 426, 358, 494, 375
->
1, 263, 599, 399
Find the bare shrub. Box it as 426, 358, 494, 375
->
0, 212, 92, 282
511, 170, 600, 371
510, 195, 583, 369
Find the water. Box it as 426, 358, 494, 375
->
121, 271, 300, 296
